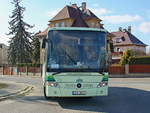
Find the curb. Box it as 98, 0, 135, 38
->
0, 86, 34, 101
109, 74, 150, 78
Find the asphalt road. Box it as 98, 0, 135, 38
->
0, 76, 150, 113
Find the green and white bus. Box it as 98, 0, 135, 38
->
42, 27, 109, 98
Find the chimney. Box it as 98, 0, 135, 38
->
82, 2, 86, 10
72, 4, 77, 8
128, 26, 131, 33
119, 27, 122, 32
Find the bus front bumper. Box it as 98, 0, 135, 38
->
45, 86, 108, 97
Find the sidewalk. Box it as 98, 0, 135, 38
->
0, 74, 41, 78
0, 81, 26, 97
110, 73, 150, 78
0, 81, 33, 101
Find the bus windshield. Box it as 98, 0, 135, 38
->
47, 30, 106, 72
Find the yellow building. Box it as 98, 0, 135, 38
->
36, 2, 104, 39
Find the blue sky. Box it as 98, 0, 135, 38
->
0, 0, 150, 50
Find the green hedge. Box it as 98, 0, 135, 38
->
129, 56, 150, 64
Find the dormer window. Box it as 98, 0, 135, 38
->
121, 36, 125, 41
116, 37, 125, 43
116, 38, 122, 43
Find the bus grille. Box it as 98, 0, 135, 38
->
64, 83, 93, 89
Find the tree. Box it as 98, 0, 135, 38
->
7, 0, 33, 65
31, 35, 40, 65
120, 49, 133, 65
107, 34, 114, 65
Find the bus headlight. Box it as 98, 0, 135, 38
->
46, 82, 59, 87
97, 82, 108, 88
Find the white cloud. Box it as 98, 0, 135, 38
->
0, 35, 9, 46
101, 14, 142, 24
90, 8, 111, 15
0, 13, 10, 45
138, 22, 150, 33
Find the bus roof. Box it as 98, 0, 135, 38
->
48, 27, 107, 32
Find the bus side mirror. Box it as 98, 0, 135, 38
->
42, 38, 47, 48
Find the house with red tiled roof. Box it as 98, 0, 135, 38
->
111, 26, 147, 63
36, 2, 104, 39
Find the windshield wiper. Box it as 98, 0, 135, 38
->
52, 71, 62, 75
61, 48, 77, 65
50, 40, 77, 65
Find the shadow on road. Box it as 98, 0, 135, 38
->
15, 87, 150, 113
57, 87, 150, 113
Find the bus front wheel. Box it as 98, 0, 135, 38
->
44, 85, 49, 100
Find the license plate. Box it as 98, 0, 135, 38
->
72, 91, 86, 95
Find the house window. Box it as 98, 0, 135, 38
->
116, 38, 122, 43
117, 48, 121, 52
0, 45, 2, 48
121, 36, 125, 41
55, 23, 59, 27
116, 37, 125, 43
60, 22, 65, 27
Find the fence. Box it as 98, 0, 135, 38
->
109, 65, 125, 75
129, 65, 150, 73
1, 65, 150, 76
109, 64, 150, 75
0, 66, 42, 76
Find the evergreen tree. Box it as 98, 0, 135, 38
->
31, 35, 40, 65
7, 0, 33, 65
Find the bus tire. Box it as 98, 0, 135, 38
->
85, 97, 93, 99
44, 85, 49, 100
